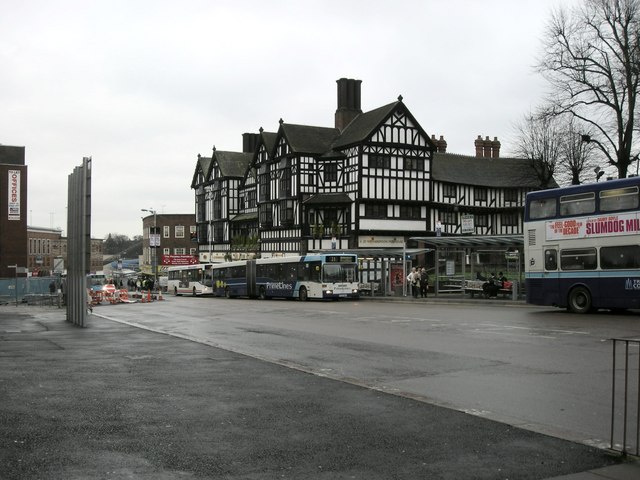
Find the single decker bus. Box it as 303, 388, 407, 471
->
524, 177, 640, 313
167, 264, 215, 296
210, 253, 359, 301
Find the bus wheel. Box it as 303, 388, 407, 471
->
174, 287, 179, 296
568, 286, 591, 314
225, 287, 232, 299
192, 287, 197, 297
259, 286, 267, 300
299, 287, 308, 302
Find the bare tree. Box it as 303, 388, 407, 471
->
537, 0, 640, 178
557, 118, 599, 184
512, 110, 562, 188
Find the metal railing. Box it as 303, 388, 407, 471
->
610, 338, 640, 456
0, 276, 60, 305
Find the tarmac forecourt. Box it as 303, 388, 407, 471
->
0, 305, 633, 480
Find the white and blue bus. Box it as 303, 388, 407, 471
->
524, 177, 640, 313
167, 264, 215, 296
210, 254, 360, 301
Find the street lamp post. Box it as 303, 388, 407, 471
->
141, 208, 158, 289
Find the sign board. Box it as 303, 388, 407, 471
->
161, 254, 198, 266
8, 170, 20, 220
53, 257, 64, 273
446, 260, 455, 276
150, 233, 161, 247
358, 236, 405, 248
390, 264, 404, 289
461, 214, 474, 234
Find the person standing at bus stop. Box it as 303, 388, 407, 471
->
420, 268, 429, 298
407, 268, 419, 298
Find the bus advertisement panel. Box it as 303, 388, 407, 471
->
545, 212, 640, 240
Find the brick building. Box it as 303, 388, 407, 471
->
141, 213, 197, 275
0, 145, 28, 277
26, 226, 104, 276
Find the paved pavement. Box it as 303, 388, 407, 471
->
1, 302, 639, 480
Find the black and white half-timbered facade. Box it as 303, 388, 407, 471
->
430, 136, 551, 237
191, 146, 252, 262
191, 78, 552, 265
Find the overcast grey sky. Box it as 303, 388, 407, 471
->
0, 0, 572, 239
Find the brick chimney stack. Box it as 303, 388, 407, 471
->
483, 136, 492, 158
475, 135, 484, 157
431, 134, 447, 153
491, 136, 501, 158
335, 78, 363, 131
437, 135, 447, 153
475, 135, 501, 158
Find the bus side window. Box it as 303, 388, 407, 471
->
601, 245, 640, 269
298, 264, 309, 281
285, 264, 296, 280
545, 249, 558, 270
599, 186, 639, 212
560, 192, 595, 216
309, 262, 321, 282
560, 248, 597, 270
530, 198, 557, 219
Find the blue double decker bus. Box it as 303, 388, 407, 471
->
524, 177, 640, 313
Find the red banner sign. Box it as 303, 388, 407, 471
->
161, 255, 198, 266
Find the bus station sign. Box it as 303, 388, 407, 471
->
546, 212, 640, 240
161, 254, 198, 266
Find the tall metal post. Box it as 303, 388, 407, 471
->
153, 210, 157, 288
141, 208, 158, 289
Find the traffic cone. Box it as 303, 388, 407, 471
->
147, 290, 151, 303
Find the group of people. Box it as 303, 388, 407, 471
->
477, 271, 508, 298
407, 267, 429, 298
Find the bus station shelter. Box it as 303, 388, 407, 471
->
410, 235, 524, 298
314, 235, 524, 298
311, 247, 432, 297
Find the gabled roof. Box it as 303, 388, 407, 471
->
250, 130, 278, 166
331, 101, 399, 149
190, 155, 212, 189
431, 153, 558, 189
279, 123, 340, 155
214, 151, 253, 178
262, 131, 278, 156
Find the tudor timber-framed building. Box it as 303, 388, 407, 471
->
191, 78, 552, 266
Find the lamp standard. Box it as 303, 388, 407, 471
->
141, 208, 158, 288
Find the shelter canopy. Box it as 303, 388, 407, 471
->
410, 235, 523, 250
309, 248, 431, 259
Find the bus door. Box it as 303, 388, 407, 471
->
541, 245, 561, 306
246, 260, 257, 297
